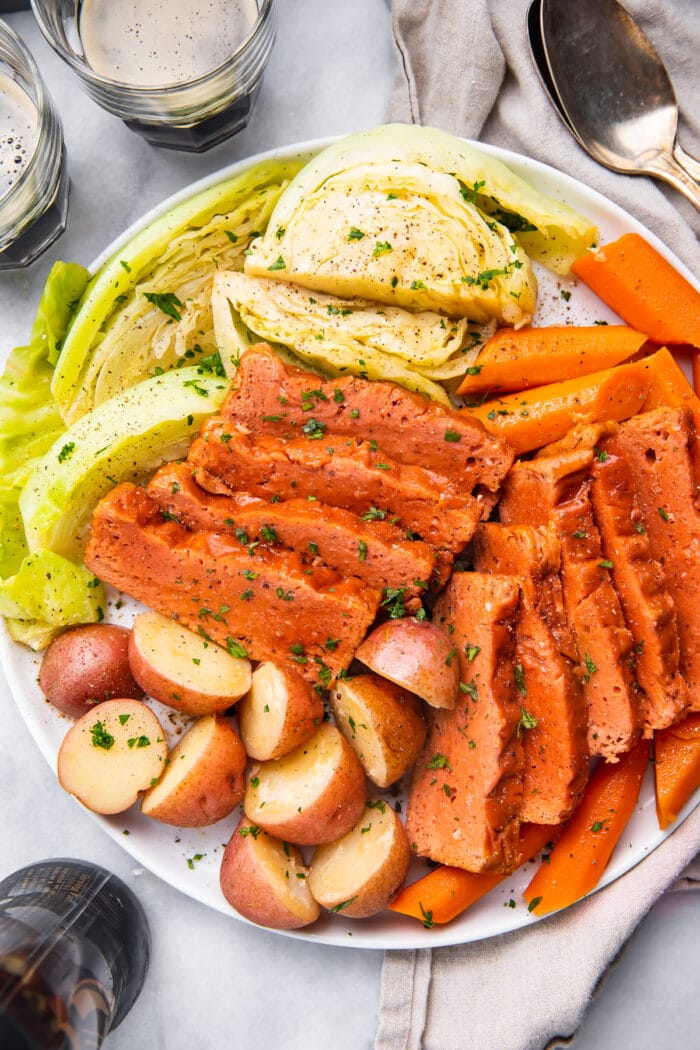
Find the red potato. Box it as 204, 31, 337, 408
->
39, 624, 143, 719
331, 675, 426, 787
140, 715, 246, 827
244, 722, 366, 845
220, 820, 320, 930
355, 618, 459, 709
308, 800, 411, 918
237, 661, 324, 761
128, 610, 252, 715
57, 699, 167, 815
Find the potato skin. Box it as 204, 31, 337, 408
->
309, 802, 411, 918
141, 716, 246, 827
244, 723, 367, 845
355, 617, 459, 709
128, 611, 251, 715
39, 624, 143, 719
220, 820, 320, 930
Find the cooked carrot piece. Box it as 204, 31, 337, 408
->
642, 346, 700, 434
456, 325, 646, 397
655, 715, 700, 830
571, 233, 700, 348
523, 740, 651, 916
694, 352, 700, 399
389, 822, 560, 925
462, 359, 654, 455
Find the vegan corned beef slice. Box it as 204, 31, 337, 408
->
407, 573, 523, 874
85, 483, 380, 684
472, 523, 588, 824
85, 349, 514, 684
615, 406, 700, 709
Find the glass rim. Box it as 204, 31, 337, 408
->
0, 19, 59, 219
30, 0, 275, 96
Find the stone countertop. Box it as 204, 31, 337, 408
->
1, 3, 698, 1048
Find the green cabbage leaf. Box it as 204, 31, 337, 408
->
51, 156, 308, 424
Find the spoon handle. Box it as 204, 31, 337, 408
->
673, 141, 700, 186
648, 152, 700, 213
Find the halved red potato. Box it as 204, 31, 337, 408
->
308, 800, 410, 918
244, 722, 366, 845
219, 820, 320, 930
39, 624, 144, 719
355, 618, 459, 709
331, 675, 426, 787
141, 715, 246, 827
128, 611, 252, 715
57, 699, 167, 815
238, 661, 323, 761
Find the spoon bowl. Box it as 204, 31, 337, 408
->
534, 0, 700, 209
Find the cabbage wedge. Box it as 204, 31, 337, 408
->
51, 156, 308, 424
212, 272, 480, 404
245, 124, 598, 326
20, 366, 230, 562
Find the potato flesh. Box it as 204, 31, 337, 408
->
133, 611, 250, 697
332, 688, 387, 784
254, 834, 317, 917
239, 663, 288, 757
309, 805, 395, 900
57, 700, 166, 815
246, 724, 339, 820
140, 715, 217, 810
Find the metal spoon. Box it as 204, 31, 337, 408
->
533, 0, 700, 211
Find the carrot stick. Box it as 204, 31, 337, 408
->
655, 715, 700, 830
523, 740, 651, 916
462, 358, 654, 455
641, 346, 700, 434
388, 822, 561, 926
456, 325, 646, 397
571, 233, 700, 348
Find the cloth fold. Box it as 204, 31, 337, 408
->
378, 1, 700, 1047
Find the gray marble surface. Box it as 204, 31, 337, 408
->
0, 3, 698, 1048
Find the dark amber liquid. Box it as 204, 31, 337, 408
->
0, 860, 149, 1049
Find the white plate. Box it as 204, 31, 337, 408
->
3, 137, 699, 950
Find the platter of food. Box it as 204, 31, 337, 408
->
2, 124, 699, 949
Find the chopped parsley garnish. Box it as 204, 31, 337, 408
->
591, 821, 604, 833
361, 506, 386, 522
90, 721, 114, 750
301, 417, 326, 439
658, 507, 670, 521
460, 681, 478, 700
514, 664, 528, 698
517, 707, 537, 736
226, 637, 249, 659
465, 643, 481, 662
143, 291, 183, 321
358, 540, 368, 562
426, 754, 451, 770
58, 442, 76, 463
347, 227, 366, 241
372, 240, 393, 258
444, 429, 461, 443
126, 735, 151, 749
267, 256, 286, 271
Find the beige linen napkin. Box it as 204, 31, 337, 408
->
378, 1, 700, 1047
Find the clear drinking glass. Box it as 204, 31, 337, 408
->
30, 0, 277, 152
0, 19, 68, 269
0, 859, 150, 1049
